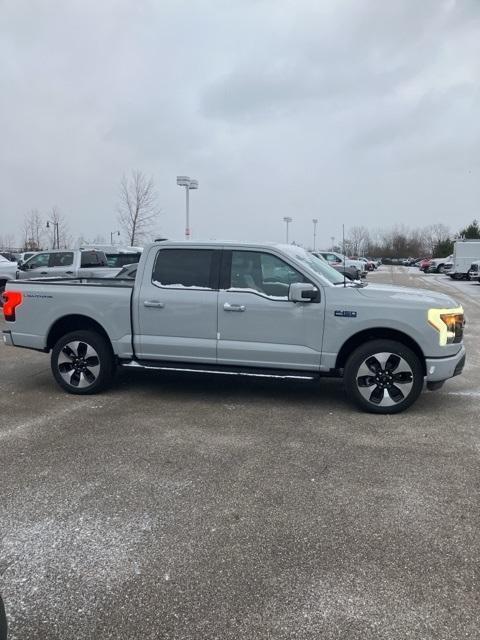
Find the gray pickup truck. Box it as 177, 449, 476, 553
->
2, 241, 466, 413
15, 249, 120, 280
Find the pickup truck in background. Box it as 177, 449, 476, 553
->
2, 241, 466, 414
80, 245, 143, 269
15, 249, 121, 280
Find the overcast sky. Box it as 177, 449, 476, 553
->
1, 0, 479, 248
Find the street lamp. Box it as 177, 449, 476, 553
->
177, 176, 199, 240
110, 230, 120, 245
312, 219, 318, 251
46, 220, 59, 249
283, 216, 293, 244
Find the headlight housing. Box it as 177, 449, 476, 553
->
428, 307, 465, 345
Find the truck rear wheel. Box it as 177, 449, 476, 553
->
51, 330, 114, 394
344, 339, 424, 414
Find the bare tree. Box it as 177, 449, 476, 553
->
46, 207, 71, 249
22, 209, 44, 250
347, 226, 371, 256
422, 224, 451, 256
0, 233, 15, 250
117, 170, 160, 245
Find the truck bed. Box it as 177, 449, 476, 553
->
4, 278, 134, 357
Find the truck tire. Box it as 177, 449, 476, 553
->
436, 264, 444, 273
344, 339, 424, 414
51, 330, 115, 394
0, 594, 7, 640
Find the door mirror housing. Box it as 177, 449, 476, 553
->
289, 282, 319, 303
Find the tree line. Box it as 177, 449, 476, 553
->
338, 220, 480, 259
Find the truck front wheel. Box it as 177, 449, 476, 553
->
51, 330, 115, 394
344, 339, 424, 414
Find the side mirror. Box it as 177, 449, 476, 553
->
289, 282, 319, 303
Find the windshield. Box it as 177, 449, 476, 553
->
281, 246, 346, 285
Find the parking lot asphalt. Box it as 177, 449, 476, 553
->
1, 267, 479, 640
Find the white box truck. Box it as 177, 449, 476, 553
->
444, 239, 480, 280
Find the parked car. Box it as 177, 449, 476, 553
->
311, 252, 360, 281
16, 249, 121, 280
0, 251, 17, 262
468, 261, 479, 282
360, 257, 377, 271
17, 251, 37, 265
0, 255, 18, 297
419, 258, 432, 272
427, 255, 453, 274
316, 251, 366, 278
3, 241, 466, 414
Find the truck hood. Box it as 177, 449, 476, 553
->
357, 283, 458, 308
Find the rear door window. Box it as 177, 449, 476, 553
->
152, 249, 216, 289
49, 252, 74, 267
81, 251, 107, 268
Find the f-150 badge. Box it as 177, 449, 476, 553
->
334, 310, 357, 318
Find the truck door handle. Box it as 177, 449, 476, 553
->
144, 300, 165, 308
66, 271, 74, 275
223, 302, 246, 312
40, 271, 48, 275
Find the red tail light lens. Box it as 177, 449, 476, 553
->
2, 291, 23, 321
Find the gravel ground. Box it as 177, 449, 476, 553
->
0, 267, 479, 639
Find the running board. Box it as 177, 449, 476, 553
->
120, 360, 318, 381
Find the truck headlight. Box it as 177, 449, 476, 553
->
428, 307, 465, 345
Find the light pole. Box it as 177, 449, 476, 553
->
312, 218, 318, 251
110, 230, 120, 245
46, 220, 59, 249
283, 216, 292, 244
330, 236, 335, 250
177, 176, 199, 240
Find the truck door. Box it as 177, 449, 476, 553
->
48, 251, 75, 277
217, 250, 324, 370
134, 247, 221, 363
18, 252, 51, 279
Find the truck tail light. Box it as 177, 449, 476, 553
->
2, 291, 23, 321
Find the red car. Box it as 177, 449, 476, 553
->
419, 258, 432, 272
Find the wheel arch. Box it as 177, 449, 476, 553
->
335, 328, 426, 375
46, 314, 113, 353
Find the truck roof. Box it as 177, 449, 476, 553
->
148, 240, 303, 251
